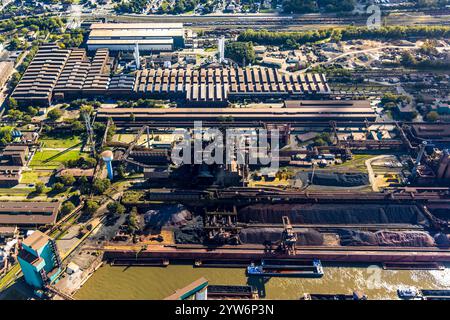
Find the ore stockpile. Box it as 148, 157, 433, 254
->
238, 204, 428, 226
296, 172, 370, 187
162, 202, 448, 248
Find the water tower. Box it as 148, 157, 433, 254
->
102, 150, 114, 180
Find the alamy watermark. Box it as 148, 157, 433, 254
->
367, 4, 382, 29
170, 121, 280, 170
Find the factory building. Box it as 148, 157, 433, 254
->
86, 23, 186, 52
97, 101, 376, 122
12, 45, 111, 104
134, 67, 331, 105
0, 201, 61, 227
11, 44, 330, 106
11, 44, 71, 106
17, 231, 62, 289
284, 100, 374, 118
54, 48, 110, 99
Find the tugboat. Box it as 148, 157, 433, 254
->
246, 259, 324, 278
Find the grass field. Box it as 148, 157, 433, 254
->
20, 171, 53, 184
40, 136, 82, 149
30, 150, 89, 169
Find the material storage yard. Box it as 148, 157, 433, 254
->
0, 1, 449, 303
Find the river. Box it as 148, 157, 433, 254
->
74, 263, 450, 300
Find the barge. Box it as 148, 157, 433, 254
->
383, 262, 444, 270
246, 259, 324, 278
398, 289, 450, 300
207, 285, 259, 300
300, 291, 367, 300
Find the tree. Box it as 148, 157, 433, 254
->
0, 127, 13, 145
35, 182, 45, 194
60, 175, 76, 186
92, 178, 111, 195
52, 182, 65, 193
107, 202, 126, 215
426, 111, 439, 122
8, 98, 18, 109
80, 104, 94, 117
225, 42, 256, 66
79, 176, 91, 195
84, 200, 99, 216
283, 0, 318, 13
47, 108, 62, 121
126, 207, 140, 234
61, 201, 75, 215
401, 51, 417, 67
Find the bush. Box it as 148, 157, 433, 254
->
59, 175, 76, 186
426, 111, 439, 122
47, 108, 62, 121
61, 201, 75, 215
84, 200, 99, 216
52, 182, 65, 193
107, 202, 126, 215
35, 182, 45, 194
92, 178, 111, 195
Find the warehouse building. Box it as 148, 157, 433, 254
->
11, 43, 330, 106
0, 201, 61, 227
284, 100, 374, 118
134, 67, 331, 105
54, 48, 110, 99
97, 101, 376, 122
86, 23, 187, 52
11, 44, 71, 106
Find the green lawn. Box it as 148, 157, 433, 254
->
20, 171, 53, 184
40, 136, 82, 149
30, 150, 89, 169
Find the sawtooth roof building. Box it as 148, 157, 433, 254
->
11, 44, 71, 106
133, 68, 331, 105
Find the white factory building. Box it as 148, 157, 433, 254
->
86, 23, 188, 52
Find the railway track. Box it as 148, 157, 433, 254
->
243, 223, 425, 232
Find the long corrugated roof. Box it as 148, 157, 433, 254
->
0, 201, 61, 225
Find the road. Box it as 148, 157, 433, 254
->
365, 155, 394, 192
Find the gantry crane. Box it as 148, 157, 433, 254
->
280, 216, 297, 255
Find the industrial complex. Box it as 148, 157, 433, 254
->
0, 2, 449, 304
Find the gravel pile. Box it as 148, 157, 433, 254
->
339, 229, 435, 247
144, 204, 192, 228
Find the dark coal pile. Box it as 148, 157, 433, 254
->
339, 230, 435, 247
434, 233, 450, 248
144, 204, 192, 229
239, 228, 324, 246
239, 204, 429, 226
309, 172, 369, 187
174, 216, 204, 244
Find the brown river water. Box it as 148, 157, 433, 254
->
74, 263, 450, 300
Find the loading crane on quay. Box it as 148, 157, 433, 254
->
280, 216, 297, 255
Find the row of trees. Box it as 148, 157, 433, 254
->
282, 0, 355, 14
0, 16, 65, 33
238, 25, 450, 47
